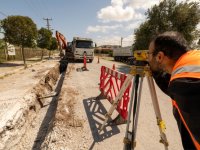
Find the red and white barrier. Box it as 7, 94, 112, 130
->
99, 66, 132, 120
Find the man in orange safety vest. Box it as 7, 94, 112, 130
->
148, 31, 200, 150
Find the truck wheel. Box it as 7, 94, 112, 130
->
89, 59, 93, 63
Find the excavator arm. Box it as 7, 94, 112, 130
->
55, 30, 68, 57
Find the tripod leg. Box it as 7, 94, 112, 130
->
147, 76, 169, 149
123, 76, 136, 150
131, 76, 144, 150
124, 75, 144, 150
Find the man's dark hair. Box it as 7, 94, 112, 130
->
152, 31, 189, 60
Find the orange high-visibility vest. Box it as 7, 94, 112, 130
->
170, 50, 200, 150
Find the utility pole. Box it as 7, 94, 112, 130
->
43, 18, 52, 30
43, 18, 52, 59
121, 37, 123, 47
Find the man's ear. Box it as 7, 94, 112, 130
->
156, 51, 165, 63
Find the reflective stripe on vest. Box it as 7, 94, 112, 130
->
170, 50, 200, 81
172, 100, 200, 150
170, 50, 200, 149
172, 65, 200, 76
171, 66, 200, 81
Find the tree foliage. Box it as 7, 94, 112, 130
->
2, 15, 37, 47
133, 0, 200, 50
133, 22, 152, 50
0, 39, 5, 49
37, 27, 52, 49
49, 37, 58, 50
1, 15, 37, 65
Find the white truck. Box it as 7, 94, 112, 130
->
113, 46, 134, 64
56, 31, 95, 62
67, 37, 95, 62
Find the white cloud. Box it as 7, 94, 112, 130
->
97, 0, 144, 22
97, 6, 134, 22
96, 34, 134, 47
87, 24, 122, 33
130, 0, 199, 10
121, 34, 134, 46
129, 0, 159, 10
93, 0, 199, 46
125, 20, 143, 30
197, 23, 200, 30
111, 0, 124, 6
0, 33, 4, 39
96, 0, 159, 23
178, 0, 200, 2
96, 35, 122, 46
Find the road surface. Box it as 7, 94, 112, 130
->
0, 56, 183, 150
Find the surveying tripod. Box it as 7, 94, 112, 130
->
98, 51, 169, 149
123, 61, 169, 150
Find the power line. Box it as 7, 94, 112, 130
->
43, 18, 52, 30
0, 11, 7, 17
23, 0, 41, 19
40, 0, 51, 17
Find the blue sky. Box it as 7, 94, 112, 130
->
0, 0, 199, 46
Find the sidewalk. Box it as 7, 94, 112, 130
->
0, 57, 51, 78
0, 61, 25, 78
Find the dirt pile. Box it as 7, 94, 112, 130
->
41, 64, 84, 150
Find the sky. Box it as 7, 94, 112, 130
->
0, 0, 199, 47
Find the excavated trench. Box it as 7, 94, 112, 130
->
0, 60, 68, 150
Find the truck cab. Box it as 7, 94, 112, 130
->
72, 37, 95, 62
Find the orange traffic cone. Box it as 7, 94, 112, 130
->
82, 54, 89, 71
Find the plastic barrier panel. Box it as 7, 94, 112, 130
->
99, 66, 132, 119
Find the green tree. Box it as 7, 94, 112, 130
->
133, 0, 200, 50
1, 15, 37, 66
37, 27, 52, 49
133, 22, 152, 50
0, 39, 5, 49
49, 37, 58, 50
37, 27, 52, 59
48, 37, 58, 58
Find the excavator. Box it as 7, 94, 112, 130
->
55, 30, 95, 62
55, 30, 68, 57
